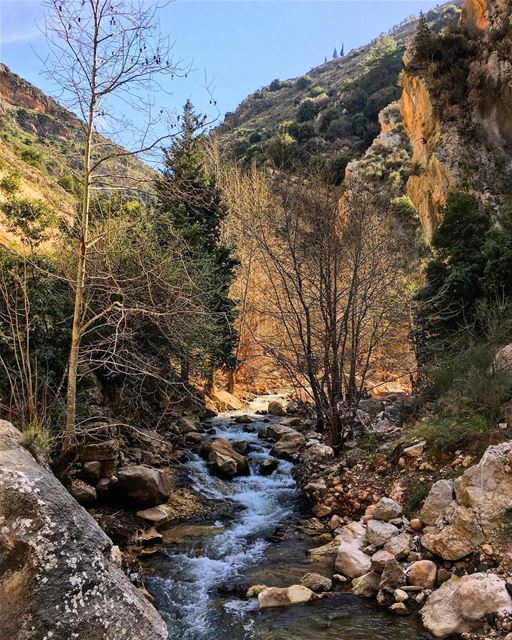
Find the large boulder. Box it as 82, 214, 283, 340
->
408, 560, 437, 589
366, 519, 398, 546
372, 497, 402, 522
116, 464, 172, 506
300, 572, 332, 592
383, 531, 411, 560
335, 544, 372, 579
422, 503, 485, 561
200, 438, 250, 478
268, 400, 287, 416
271, 430, 306, 460
302, 442, 334, 463
352, 571, 381, 598
420, 479, 454, 526
421, 573, 512, 637
0, 420, 167, 640
258, 585, 317, 609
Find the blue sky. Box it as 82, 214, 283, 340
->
0, 0, 439, 126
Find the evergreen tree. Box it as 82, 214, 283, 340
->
340, 43, 345, 57
324, 56, 327, 64
414, 11, 434, 61
333, 47, 338, 59
156, 100, 238, 379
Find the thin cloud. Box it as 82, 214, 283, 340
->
0, 29, 41, 45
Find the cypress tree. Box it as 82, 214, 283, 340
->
340, 43, 345, 57
414, 11, 434, 61
333, 47, 338, 59
156, 100, 238, 380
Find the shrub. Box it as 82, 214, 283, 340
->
58, 173, 77, 193
0, 172, 21, 195
297, 98, 317, 123
248, 131, 262, 144
407, 412, 490, 453
318, 109, 339, 134
269, 78, 286, 92
351, 112, 367, 137
20, 148, 43, 169
296, 75, 312, 90
266, 133, 302, 169
21, 421, 52, 462
308, 85, 326, 98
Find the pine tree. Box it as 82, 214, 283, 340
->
324, 56, 327, 64
414, 11, 434, 62
333, 47, 338, 59
156, 100, 238, 379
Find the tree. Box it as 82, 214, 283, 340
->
414, 11, 434, 62
324, 56, 328, 64
156, 101, 238, 384
340, 43, 345, 57
333, 47, 338, 59
43, 0, 185, 450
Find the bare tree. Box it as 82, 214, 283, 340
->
42, 0, 188, 450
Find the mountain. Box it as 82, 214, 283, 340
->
216, 2, 463, 184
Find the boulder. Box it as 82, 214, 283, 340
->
234, 414, 253, 424
358, 397, 384, 418
208, 387, 243, 411
302, 442, 334, 463
372, 497, 402, 522
366, 519, 398, 546
268, 400, 286, 416
300, 572, 332, 592
421, 573, 512, 638
308, 539, 341, 563
495, 344, 512, 372
421, 503, 485, 560
352, 571, 381, 597
389, 602, 409, 615
335, 546, 372, 578
176, 415, 202, 434
264, 423, 296, 441
379, 558, 406, 593
69, 479, 97, 504
0, 420, 167, 640
116, 464, 172, 506
259, 458, 279, 475
271, 431, 306, 460
200, 438, 250, 478
371, 549, 395, 572
136, 504, 174, 524
408, 560, 437, 590
383, 531, 411, 560
82, 460, 102, 483
78, 438, 119, 462
420, 479, 454, 526
258, 585, 317, 609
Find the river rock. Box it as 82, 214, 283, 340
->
379, 558, 406, 593
383, 531, 411, 559
234, 414, 253, 424
69, 478, 97, 504
420, 479, 454, 526
200, 438, 250, 478
371, 549, 395, 572
335, 546, 372, 578
116, 464, 172, 506
389, 602, 409, 615
300, 572, 332, 592
258, 585, 318, 609
259, 458, 279, 475
421, 573, 512, 638
176, 415, 202, 434
136, 504, 174, 524
408, 560, 437, 590
268, 400, 286, 416
372, 497, 402, 521
421, 503, 485, 560
366, 519, 398, 546
352, 571, 381, 597
308, 539, 340, 563
271, 431, 306, 460
0, 419, 167, 640
302, 442, 334, 463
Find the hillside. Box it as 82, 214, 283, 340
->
0, 64, 151, 248
217, 2, 463, 183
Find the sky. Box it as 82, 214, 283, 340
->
0, 0, 440, 131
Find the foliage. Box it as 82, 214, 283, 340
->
21, 421, 52, 461
58, 173, 77, 194
404, 477, 434, 514
1, 197, 58, 248
297, 98, 317, 122
20, 147, 44, 169
0, 172, 21, 195
413, 12, 434, 62
308, 85, 326, 98
318, 108, 339, 134
296, 75, 312, 90
269, 78, 286, 92
407, 412, 490, 453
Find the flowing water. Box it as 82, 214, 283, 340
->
144, 395, 428, 640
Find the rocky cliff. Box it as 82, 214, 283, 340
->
398, 0, 512, 237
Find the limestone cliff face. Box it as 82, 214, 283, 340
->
398, 0, 512, 238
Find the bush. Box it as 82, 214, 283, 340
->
296, 75, 312, 90
408, 412, 490, 453
0, 172, 21, 195
351, 112, 367, 137
269, 78, 286, 92
20, 148, 43, 169
21, 421, 52, 462
318, 109, 339, 134
58, 173, 77, 193
288, 121, 315, 143
308, 85, 326, 98
405, 478, 434, 514
248, 131, 262, 144
266, 133, 302, 169
297, 98, 317, 123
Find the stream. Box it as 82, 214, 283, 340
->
144, 395, 428, 640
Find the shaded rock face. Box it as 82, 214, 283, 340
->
116, 464, 172, 507
0, 420, 167, 640
421, 573, 512, 637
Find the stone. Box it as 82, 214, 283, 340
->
358, 397, 384, 418
176, 415, 202, 434
271, 431, 306, 460
300, 572, 332, 592
264, 424, 296, 440
78, 438, 119, 462
408, 560, 437, 590
302, 442, 334, 463
268, 400, 286, 416
329, 514, 342, 530
116, 464, 172, 506
234, 414, 253, 424
308, 539, 340, 563
420, 479, 454, 526
258, 585, 317, 609
410, 518, 423, 531
69, 479, 97, 503
208, 388, 243, 411
247, 584, 267, 597
389, 602, 409, 615
200, 438, 249, 478
421, 573, 512, 638
82, 460, 102, 482
394, 588, 409, 602
371, 549, 395, 572
379, 558, 406, 593
372, 497, 402, 521
136, 504, 173, 524
312, 503, 332, 518
352, 572, 381, 597
403, 441, 426, 458
383, 531, 411, 560
421, 504, 485, 561
0, 419, 167, 640
366, 519, 398, 546
259, 458, 279, 475
335, 546, 372, 578
437, 567, 452, 586
333, 574, 348, 583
